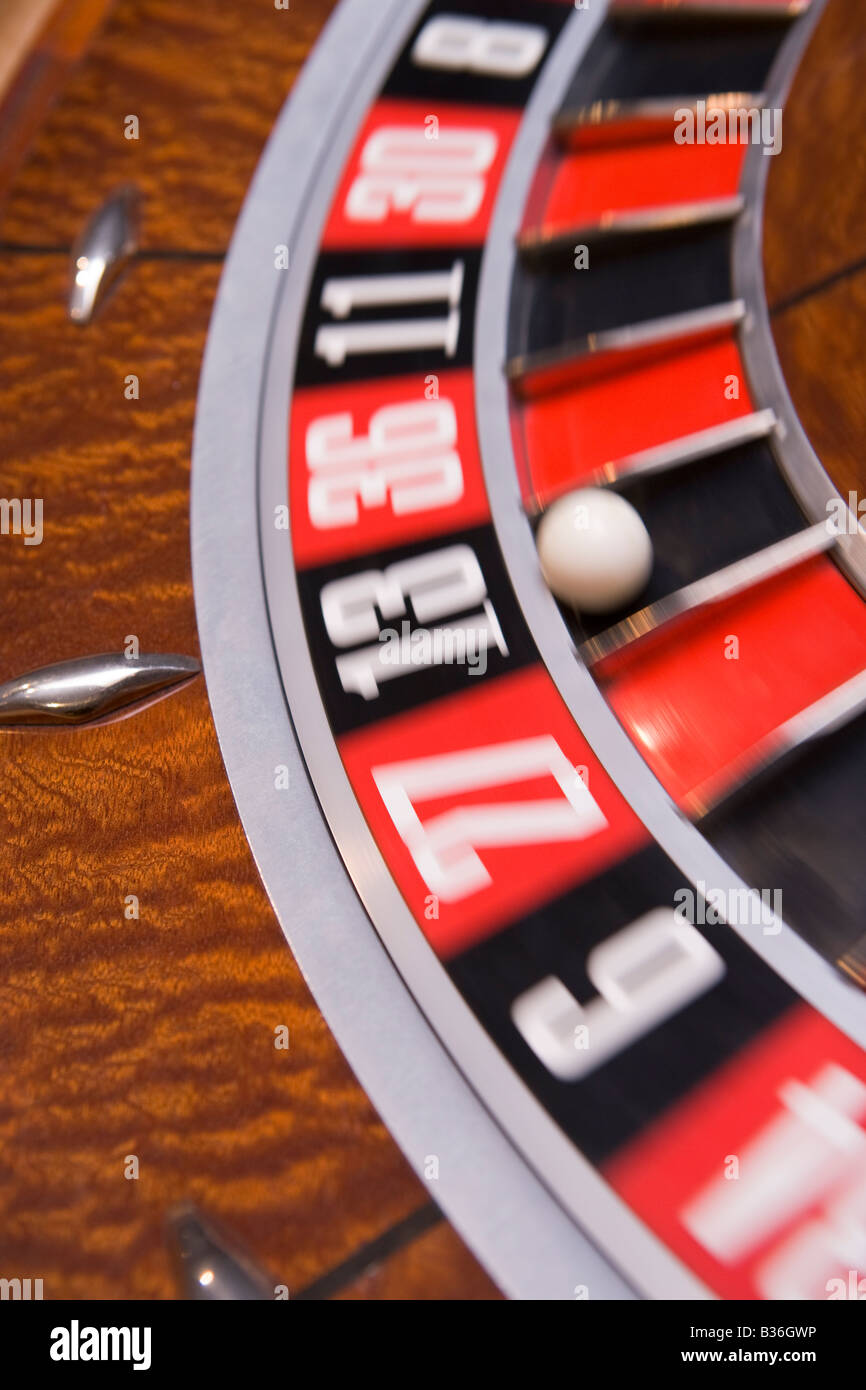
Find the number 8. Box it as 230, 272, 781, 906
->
411, 16, 549, 79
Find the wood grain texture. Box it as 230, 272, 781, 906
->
0, 0, 60, 101
771, 267, 866, 500
335, 1222, 504, 1301
764, 0, 866, 308
0, 0, 498, 1300
0, 254, 215, 671
763, 0, 866, 500
0, 0, 114, 196
0, 0, 337, 252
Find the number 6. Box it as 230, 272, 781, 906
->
511, 910, 725, 1081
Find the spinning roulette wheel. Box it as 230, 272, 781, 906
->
1, 0, 864, 1304
191, 0, 866, 1300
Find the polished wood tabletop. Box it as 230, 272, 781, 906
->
0, 0, 499, 1301
765, 0, 866, 500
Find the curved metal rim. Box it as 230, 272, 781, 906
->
192, 0, 644, 1301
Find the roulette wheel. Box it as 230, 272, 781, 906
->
1, 0, 864, 1306
192, 0, 866, 1300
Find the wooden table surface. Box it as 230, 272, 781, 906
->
0, 0, 499, 1300
764, 0, 866, 502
